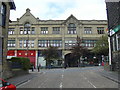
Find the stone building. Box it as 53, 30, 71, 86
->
0, 0, 16, 78
8, 8, 108, 68
105, 0, 120, 71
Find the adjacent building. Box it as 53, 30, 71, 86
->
7, 8, 108, 67
105, 0, 120, 71
0, 0, 16, 78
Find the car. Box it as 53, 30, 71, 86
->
0, 78, 16, 90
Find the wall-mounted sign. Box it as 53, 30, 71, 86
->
110, 25, 120, 36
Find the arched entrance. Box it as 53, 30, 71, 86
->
65, 53, 78, 67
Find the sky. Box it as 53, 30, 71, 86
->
10, 0, 107, 21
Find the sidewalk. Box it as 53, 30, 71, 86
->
98, 67, 120, 84
7, 69, 42, 86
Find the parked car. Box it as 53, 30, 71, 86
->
0, 78, 16, 90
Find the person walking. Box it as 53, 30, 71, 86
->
37, 64, 41, 72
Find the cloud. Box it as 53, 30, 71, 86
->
10, 0, 107, 21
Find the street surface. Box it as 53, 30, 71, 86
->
17, 67, 118, 88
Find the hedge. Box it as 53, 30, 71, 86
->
10, 57, 31, 71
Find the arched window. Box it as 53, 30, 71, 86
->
24, 22, 31, 27
68, 23, 76, 34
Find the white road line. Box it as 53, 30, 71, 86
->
60, 82, 63, 88
17, 80, 31, 88
84, 77, 87, 80
87, 80, 96, 88
62, 75, 64, 78
38, 78, 48, 88
83, 75, 96, 88
43, 72, 46, 74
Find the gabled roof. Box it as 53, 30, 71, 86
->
19, 8, 36, 20
17, 8, 37, 24
63, 14, 79, 24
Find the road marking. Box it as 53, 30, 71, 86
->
43, 72, 46, 74
60, 82, 63, 88
84, 77, 87, 80
17, 80, 31, 88
83, 75, 96, 88
62, 75, 64, 78
87, 80, 96, 88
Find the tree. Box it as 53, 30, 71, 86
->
71, 36, 88, 66
42, 46, 61, 67
92, 35, 109, 56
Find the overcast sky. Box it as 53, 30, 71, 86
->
10, 0, 107, 21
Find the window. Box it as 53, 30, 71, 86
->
117, 33, 120, 50
52, 27, 60, 34
19, 40, 34, 48
65, 40, 76, 49
20, 27, 23, 34
24, 27, 30, 34
84, 27, 92, 34
97, 27, 104, 34
23, 40, 28, 48
19, 40, 22, 48
24, 22, 31, 34
41, 27, 48, 34
31, 27, 35, 34
31, 40, 34, 48
8, 40, 15, 47
68, 23, 76, 34
38, 40, 62, 47
24, 28, 27, 34
0, 3, 6, 26
83, 40, 96, 47
8, 28, 15, 35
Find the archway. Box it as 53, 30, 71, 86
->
65, 53, 78, 67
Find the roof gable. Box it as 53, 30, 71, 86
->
18, 8, 37, 24
63, 14, 79, 25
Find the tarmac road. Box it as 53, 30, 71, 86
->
17, 66, 118, 88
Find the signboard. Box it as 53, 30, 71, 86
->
110, 25, 120, 36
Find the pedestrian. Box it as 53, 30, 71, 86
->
31, 64, 34, 72
37, 64, 41, 72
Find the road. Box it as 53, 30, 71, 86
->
17, 67, 118, 88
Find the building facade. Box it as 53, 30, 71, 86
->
0, 0, 16, 78
7, 8, 108, 67
105, 0, 120, 71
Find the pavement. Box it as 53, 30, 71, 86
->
7, 69, 42, 86
97, 67, 120, 84
6, 67, 120, 87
